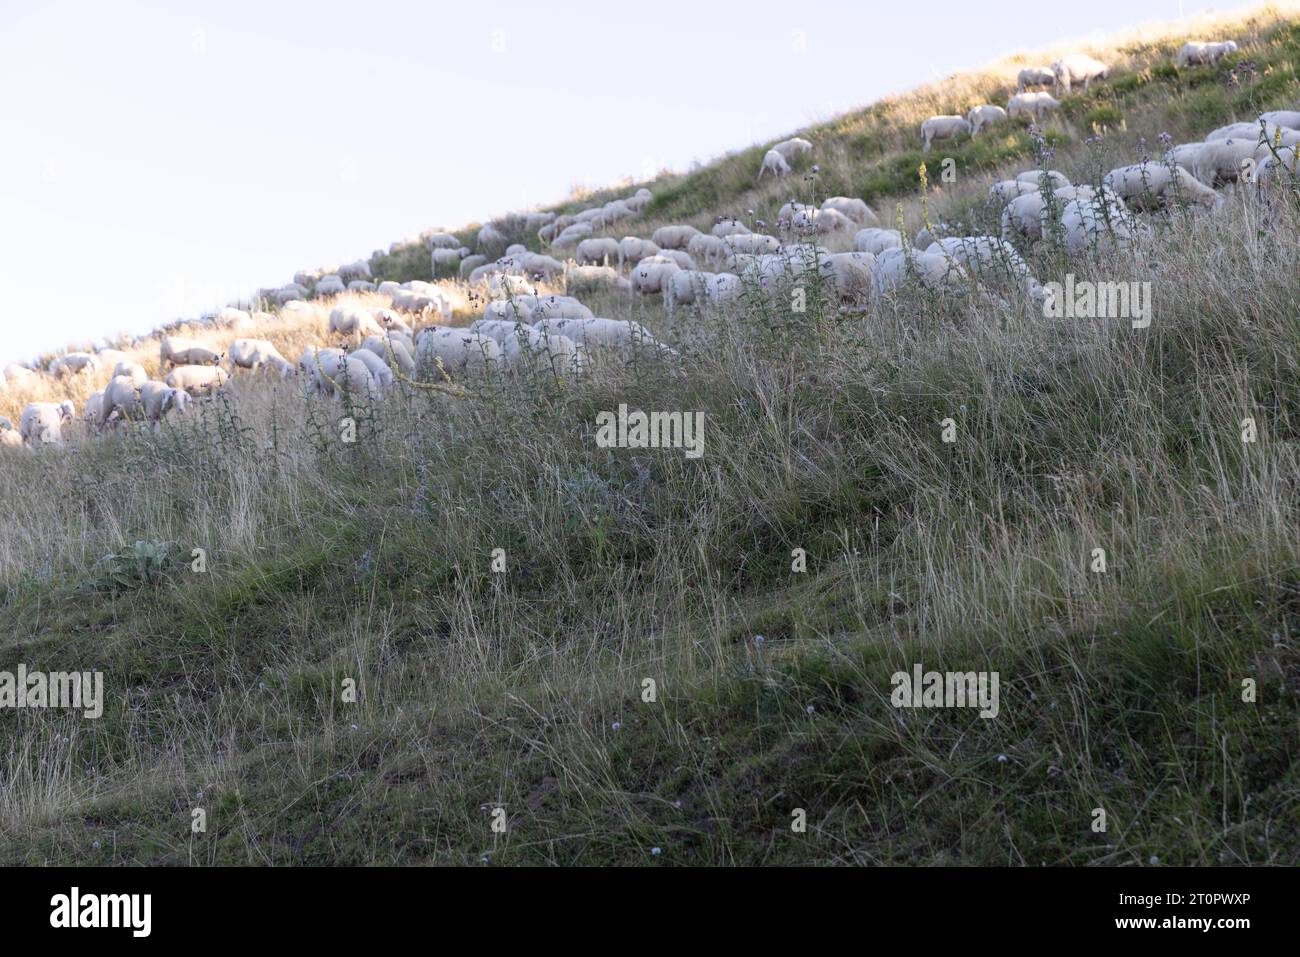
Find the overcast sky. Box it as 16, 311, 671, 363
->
0, 0, 1261, 363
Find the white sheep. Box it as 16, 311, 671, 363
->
0, 417, 22, 449
338, 259, 372, 282
1194, 138, 1260, 187
988, 179, 1040, 205
711, 219, 751, 238
165, 364, 231, 395
19, 401, 75, 447
820, 197, 878, 226
497, 328, 584, 378
530, 295, 594, 323
348, 349, 394, 388
758, 149, 792, 179
49, 352, 99, 377
329, 305, 386, 343
921, 115, 971, 152
83, 390, 114, 432
686, 233, 729, 265
1104, 162, 1221, 210
722, 233, 782, 256
160, 336, 223, 369
1260, 110, 1300, 131
416, 329, 502, 379
817, 252, 876, 302
112, 360, 148, 386
426, 232, 461, 249
872, 249, 968, 297
138, 381, 191, 423
1016, 169, 1071, 190
577, 237, 621, 265
1007, 92, 1060, 120
565, 265, 632, 296
315, 275, 346, 296
1176, 41, 1238, 67
619, 236, 661, 265
228, 338, 295, 377
104, 374, 145, 421
853, 227, 903, 255
1052, 54, 1109, 94
3, 363, 38, 389
651, 225, 702, 250
771, 137, 813, 162
533, 317, 670, 355
477, 223, 507, 253
1017, 66, 1056, 91
361, 335, 416, 374
934, 236, 1049, 307
967, 104, 1008, 136
458, 254, 488, 279
1056, 198, 1143, 254
812, 207, 858, 237
551, 222, 593, 251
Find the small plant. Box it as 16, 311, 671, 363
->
84, 540, 179, 591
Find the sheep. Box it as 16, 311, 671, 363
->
497, 328, 584, 377
533, 317, 670, 355
989, 179, 1040, 205
663, 269, 715, 314
551, 222, 593, 251
686, 233, 729, 265
812, 207, 858, 237
228, 338, 295, 377
771, 137, 813, 162
328, 305, 385, 344
426, 232, 461, 249
160, 336, 223, 369
966, 104, 1008, 137
722, 233, 781, 256
338, 260, 372, 282
530, 295, 594, 323
315, 275, 346, 296
654, 248, 697, 270
1056, 198, 1143, 254
275, 284, 309, 304
49, 352, 99, 377
1104, 162, 1222, 210
618, 236, 661, 265
577, 237, 621, 265
1017, 66, 1057, 91
565, 265, 631, 297
1205, 121, 1276, 142
821, 197, 878, 227
432, 248, 464, 270
1176, 40, 1238, 67
112, 360, 148, 386
212, 306, 254, 332
1193, 138, 1260, 187
629, 260, 681, 297
481, 297, 537, 325
854, 227, 903, 255
1052, 54, 1108, 94
624, 188, 653, 213
19, 401, 74, 447
477, 223, 507, 254
513, 251, 565, 278
1016, 169, 1071, 190
1260, 110, 1300, 131
758, 149, 792, 179
361, 335, 416, 374
817, 252, 876, 303
165, 365, 230, 395
0, 417, 22, 449
3, 363, 37, 389
416, 329, 502, 379
137, 381, 191, 423
651, 225, 702, 250
348, 348, 394, 388
467, 318, 526, 344
1001, 192, 1051, 243
83, 391, 114, 432
934, 236, 1050, 308
921, 115, 971, 152
711, 219, 751, 238
487, 273, 536, 299
103, 374, 146, 421
872, 249, 969, 296
1164, 143, 1206, 172
1007, 91, 1060, 120
458, 254, 488, 280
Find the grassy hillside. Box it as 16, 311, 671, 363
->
1, 6, 1298, 865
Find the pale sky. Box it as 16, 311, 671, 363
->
0, 0, 1259, 363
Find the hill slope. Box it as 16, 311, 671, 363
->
1, 6, 1298, 865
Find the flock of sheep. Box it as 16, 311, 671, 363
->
1, 35, 1289, 451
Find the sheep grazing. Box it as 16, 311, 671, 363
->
1016, 169, 1071, 191
315, 275, 346, 297
722, 233, 781, 256
49, 352, 98, 377
551, 222, 593, 251
565, 264, 631, 296
625, 188, 653, 213
771, 137, 813, 163
989, 179, 1040, 205
758, 149, 792, 179
817, 252, 876, 303
630, 260, 682, 297
820, 196, 878, 226
854, 227, 902, 255
1017, 66, 1056, 92
618, 236, 661, 265
416, 329, 502, 380
112, 360, 148, 387
532, 317, 670, 356
1007, 91, 1060, 120
921, 115, 971, 152
1193, 138, 1260, 187
686, 233, 729, 265
1056, 198, 1143, 254
3, 363, 37, 389
426, 232, 461, 250
329, 305, 385, 344
487, 273, 536, 299
84, 391, 114, 433
1259, 110, 1300, 131
347, 349, 394, 389
275, 284, 309, 305
711, 219, 751, 238
228, 338, 295, 377
1104, 162, 1222, 211
164, 364, 230, 396
530, 295, 594, 324
651, 225, 702, 250
664, 270, 725, 314
934, 236, 1049, 307
497, 328, 584, 378
1176, 40, 1238, 67
1052, 54, 1109, 94
577, 237, 621, 266
104, 374, 144, 421
160, 336, 223, 369
966, 104, 1008, 137
19, 401, 75, 447
138, 381, 191, 423
872, 249, 968, 296
362, 335, 416, 374
0, 417, 22, 449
